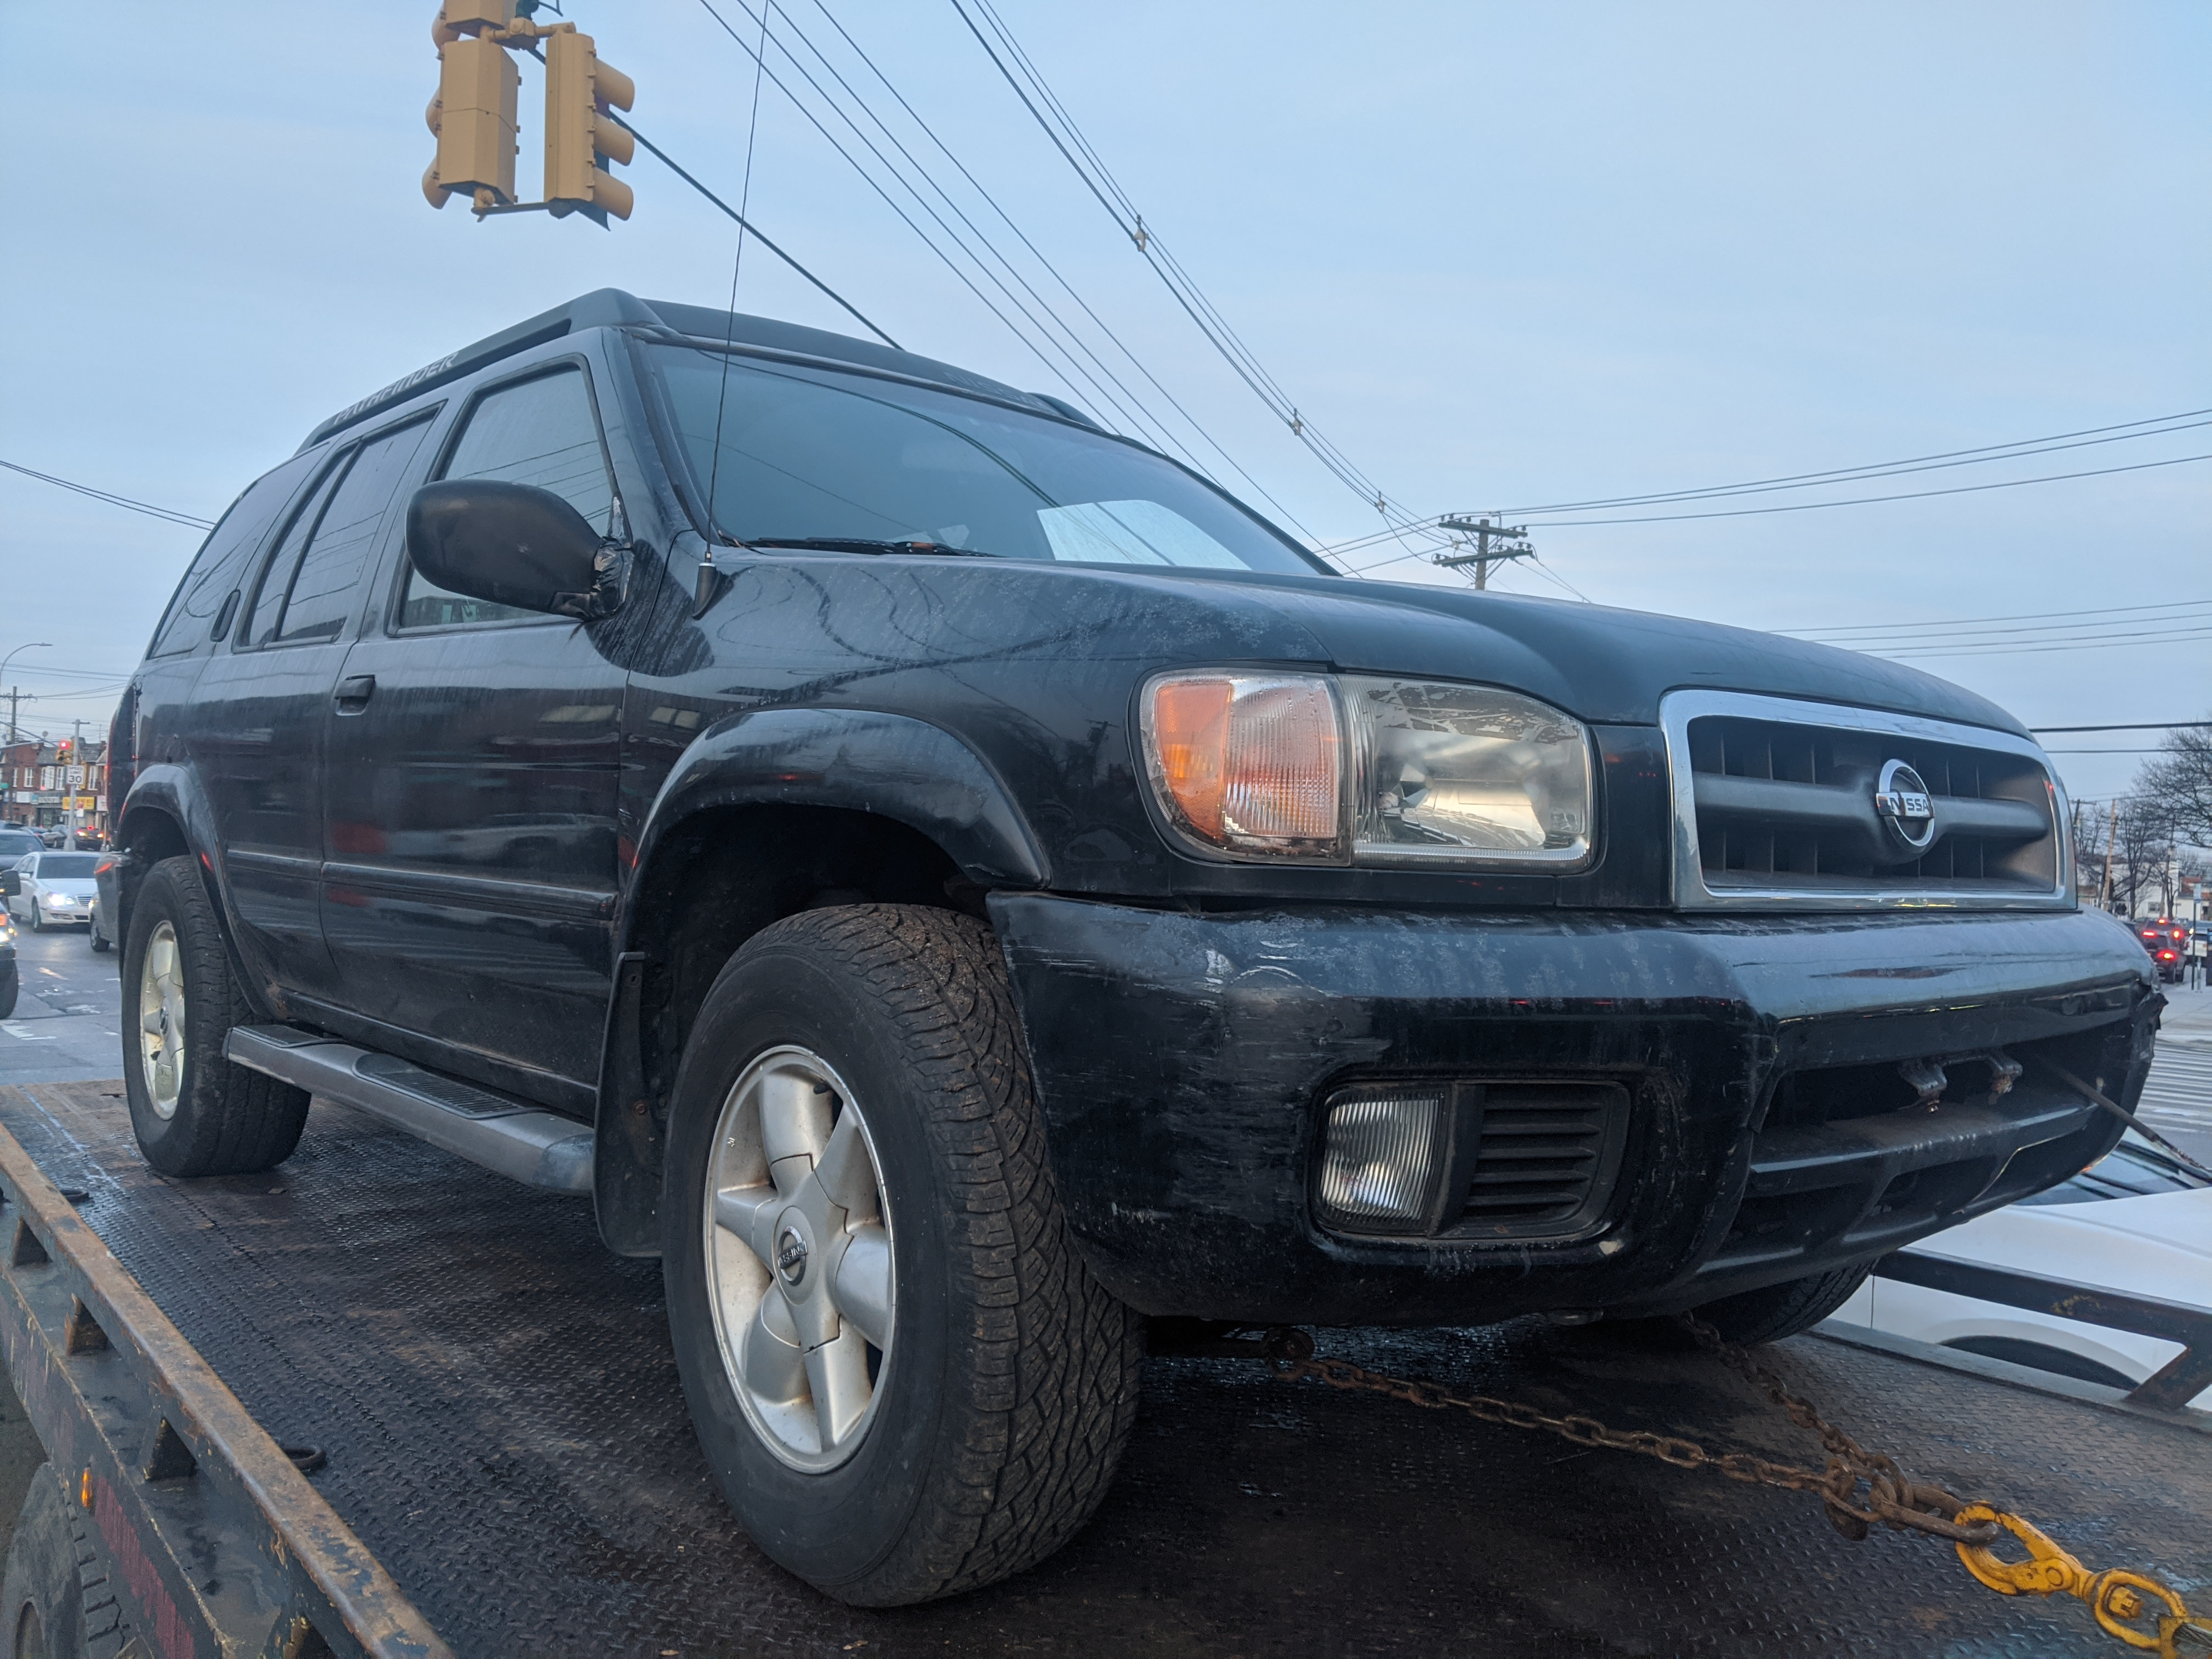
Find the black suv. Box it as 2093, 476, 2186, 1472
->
108, 290, 2157, 1605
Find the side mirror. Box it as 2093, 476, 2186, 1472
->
403, 480, 628, 621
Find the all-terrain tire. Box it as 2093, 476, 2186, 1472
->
663, 904, 1145, 1606
0, 968, 15, 1022
120, 855, 309, 1177
2, 1462, 140, 1657
1689, 1261, 1874, 1346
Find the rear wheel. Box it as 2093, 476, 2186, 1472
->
663, 905, 1144, 1605
121, 855, 309, 1177
0, 966, 15, 1022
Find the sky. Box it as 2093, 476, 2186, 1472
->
2, 1, 2206, 807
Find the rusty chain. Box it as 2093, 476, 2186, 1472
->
1261, 1320, 2212, 1657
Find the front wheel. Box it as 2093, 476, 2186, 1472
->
89, 911, 111, 953
0, 967, 15, 1022
27, 902, 45, 935
1687, 1261, 1874, 1346
121, 856, 309, 1177
663, 905, 1144, 1606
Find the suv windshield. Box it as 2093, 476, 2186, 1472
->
645, 343, 1325, 577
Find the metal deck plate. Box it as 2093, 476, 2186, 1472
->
2, 1080, 2205, 1658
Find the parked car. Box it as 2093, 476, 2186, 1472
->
1833, 1133, 2211, 1406
88, 852, 118, 953
104, 288, 2158, 1605
0, 829, 41, 899
5, 851, 98, 932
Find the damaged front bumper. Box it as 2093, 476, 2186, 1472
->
989, 895, 2159, 1326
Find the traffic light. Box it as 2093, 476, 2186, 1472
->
543, 28, 636, 223
424, 5, 520, 210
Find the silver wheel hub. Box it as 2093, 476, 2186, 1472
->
137, 921, 187, 1121
704, 1046, 895, 1472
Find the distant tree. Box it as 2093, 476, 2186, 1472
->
2111, 793, 2175, 916
2141, 717, 2212, 851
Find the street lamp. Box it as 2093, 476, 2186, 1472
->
2, 643, 51, 743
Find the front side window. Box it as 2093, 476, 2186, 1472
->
644, 344, 1323, 576
399, 366, 616, 629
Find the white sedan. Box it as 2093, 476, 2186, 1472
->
1829, 1132, 2212, 1409
5, 850, 100, 932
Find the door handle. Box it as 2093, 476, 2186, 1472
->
333, 674, 377, 713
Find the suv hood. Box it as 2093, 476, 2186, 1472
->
1224, 571, 2026, 733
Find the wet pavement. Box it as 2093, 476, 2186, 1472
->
0, 913, 121, 1088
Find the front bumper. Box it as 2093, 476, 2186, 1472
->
989, 895, 2158, 1325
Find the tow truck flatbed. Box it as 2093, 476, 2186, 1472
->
2, 1079, 2205, 1659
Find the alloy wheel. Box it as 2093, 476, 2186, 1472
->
137, 920, 187, 1120
704, 1045, 895, 1472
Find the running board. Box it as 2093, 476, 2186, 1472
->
222, 1025, 594, 1194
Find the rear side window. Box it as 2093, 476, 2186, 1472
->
399, 367, 614, 629
246, 416, 435, 647
147, 450, 323, 657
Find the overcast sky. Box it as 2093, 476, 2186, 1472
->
3, 2, 2205, 804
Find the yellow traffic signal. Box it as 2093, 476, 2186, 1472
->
544, 29, 636, 223
423, 14, 520, 210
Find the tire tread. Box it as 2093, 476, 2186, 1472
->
123, 856, 308, 1177
735, 905, 1143, 1604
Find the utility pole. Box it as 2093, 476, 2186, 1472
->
1432, 517, 1535, 590
2098, 798, 2119, 912
2, 643, 51, 743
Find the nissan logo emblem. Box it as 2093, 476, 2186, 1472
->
1874, 759, 1936, 853
775, 1227, 810, 1285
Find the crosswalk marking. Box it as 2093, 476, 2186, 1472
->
2140, 1041, 2210, 1136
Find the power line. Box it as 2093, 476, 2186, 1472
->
1859, 628, 2212, 661
948, 0, 1438, 562
1336, 451, 2212, 568
604, 110, 899, 348
1782, 597, 2212, 637
738, 0, 1197, 459
2032, 722, 2212, 733
799, 0, 1323, 540
700, 0, 1154, 442
0, 459, 214, 529
1485, 408, 2212, 518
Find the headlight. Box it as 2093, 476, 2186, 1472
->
1140, 670, 1594, 868
1343, 676, 1591, 866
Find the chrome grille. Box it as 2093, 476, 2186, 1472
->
1661, 691, 2069, 909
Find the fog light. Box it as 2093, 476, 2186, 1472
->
1315, 1091, 1446, 1233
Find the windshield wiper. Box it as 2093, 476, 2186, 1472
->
739, 536, 994, 558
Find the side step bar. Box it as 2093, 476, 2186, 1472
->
223, 1025, 594, 1194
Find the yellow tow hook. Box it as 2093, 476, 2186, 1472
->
1955, 1505, 2212, 1657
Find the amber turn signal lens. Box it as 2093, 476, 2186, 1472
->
1141, 673, 1344, 858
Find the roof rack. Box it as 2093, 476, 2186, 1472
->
300, 289, 1085, 452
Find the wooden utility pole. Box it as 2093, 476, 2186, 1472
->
1432, 517, 1535, 589
2099, 798, 2120, 910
